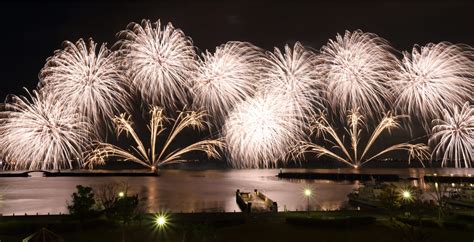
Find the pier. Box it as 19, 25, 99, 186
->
0, 169, 160, 177
424, 174, 474, 183
277, 172, 401, 181
236, 189, 278, 213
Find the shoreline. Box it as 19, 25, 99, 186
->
1, 168, 473, 183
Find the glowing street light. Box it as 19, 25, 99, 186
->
153, 212, 169, 231
402, 190, 411, 200
304, 188, 312, 214
400, 189, 414, 203
118, 191, 125, 198
153, 212, 169, 241
156, 215, 167, 227
304, 189, 312, 197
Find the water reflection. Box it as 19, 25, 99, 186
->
0, 168, 472, 215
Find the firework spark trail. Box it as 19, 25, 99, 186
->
391, 42, 474, 131
85, 106, 223, 170
319, 30, 398, 120
430, 102, 474, 168
296, 109, 430, 168
39, 38, 132, 137
0, 91, 92, 170
259, 42, 323, 119
116, 19, 197, 109
224, 93, 304, 168
192, 41, 267, 125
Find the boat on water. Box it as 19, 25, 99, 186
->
347, 183, 386, 208
236, 189, 278, 213
447, 185, 474, 208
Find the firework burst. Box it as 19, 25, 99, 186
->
429, 102, 473, 168
85, 106, 223, 170
296, 109, 430, 168
260, 42, 323, 118
391, 42, 474, 130
224, 93, 304, 168
192, 41, 266, 125
39, 38, 132, 137
116, 19, 197, 109
319, 30, 398, 120
0, 91, 92, 170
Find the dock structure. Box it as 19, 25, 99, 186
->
277, 172, 400, 182
424, 174, 474, 183
0, 170, 160, 177
236, 189, 278, 213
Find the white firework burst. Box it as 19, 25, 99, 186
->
116, 19, 197, 109
39, 38, 132, 137
0, 91, 92, 170
391, 42, 474, 130
319, 30, 398, 120
192, 41, 266, 125
224, 93, 304, 168
260, 42, 323, 118
430, 102, 474, 168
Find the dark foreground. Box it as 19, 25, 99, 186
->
1, 210, 473, 242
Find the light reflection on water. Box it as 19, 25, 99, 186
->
0, 168, 472, 215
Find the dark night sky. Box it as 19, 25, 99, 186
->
1, 0, 474, 101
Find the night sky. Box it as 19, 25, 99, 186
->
1, 0, 474, 101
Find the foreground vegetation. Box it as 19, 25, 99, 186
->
1, 210, 474, 242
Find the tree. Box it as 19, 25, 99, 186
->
67, 185, 96, 225
109, 191, 139, 242
112, 194, 139, 225
378, 184, 401, 219
95, 182, 123, 218
429, 182, 450, 221
386, 185, 433, 242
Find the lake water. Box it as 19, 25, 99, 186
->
0, 168, 472, 215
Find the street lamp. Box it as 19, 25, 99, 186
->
304, 188, 312, 214
400, 189, 413, 203
156, 215, 167, 227
153, 213, 169, 241
118, 191, 125, 198
153, 212, 169, 231
401, 190, 411, 200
